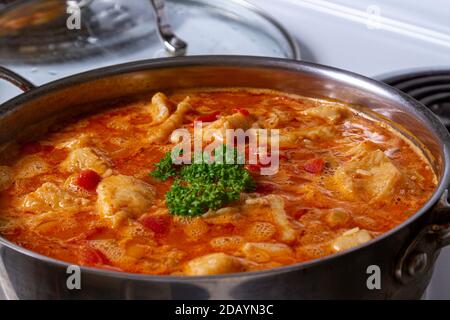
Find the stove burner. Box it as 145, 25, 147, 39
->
381, 70, 450, 129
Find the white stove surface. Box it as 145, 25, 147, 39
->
0, 0, 449, 299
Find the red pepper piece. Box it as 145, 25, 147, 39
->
139, 215, 171, 235
194, 111, 221, 123
80, 246, 110, 265
75, 169, 102, 192
303, 158, 325, 174
232, 108, 250, 116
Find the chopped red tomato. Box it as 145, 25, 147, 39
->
255, 183, 274, 194
194, 111, 221, 123
80, 246, 110, 265
304, 158, 325, 174
139, 215, 171, 235
232, 108, 250, 116
75, 169, 101, 192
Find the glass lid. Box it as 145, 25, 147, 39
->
0, 0, 300, 64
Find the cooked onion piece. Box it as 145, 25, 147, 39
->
148, 97, 192, 144
183, 253, 247, 276
96, 175, 155, 226
331, 228, 373, 252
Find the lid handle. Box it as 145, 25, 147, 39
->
0, 66, 35, 92
149, 0, 188, 56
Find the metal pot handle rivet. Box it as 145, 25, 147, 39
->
396, 190, 450, 284
407, 252, 428, 276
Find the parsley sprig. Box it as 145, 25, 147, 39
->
150, 151, 179, 181
150, 146, 255, 217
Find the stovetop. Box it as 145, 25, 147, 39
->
382, 70, 450, 129
0, 0, 449, 299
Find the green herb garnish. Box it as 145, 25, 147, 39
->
150, 146, 255, 217
150, 151, 179, 181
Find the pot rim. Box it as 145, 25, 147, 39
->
1, 55, 449, 282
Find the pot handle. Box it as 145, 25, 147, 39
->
0, 66, 35, 92
395, 190, 450, 284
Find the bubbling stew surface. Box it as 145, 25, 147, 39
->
0, 88, 437, 276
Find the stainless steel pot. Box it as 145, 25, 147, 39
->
0, 56, 450, 299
